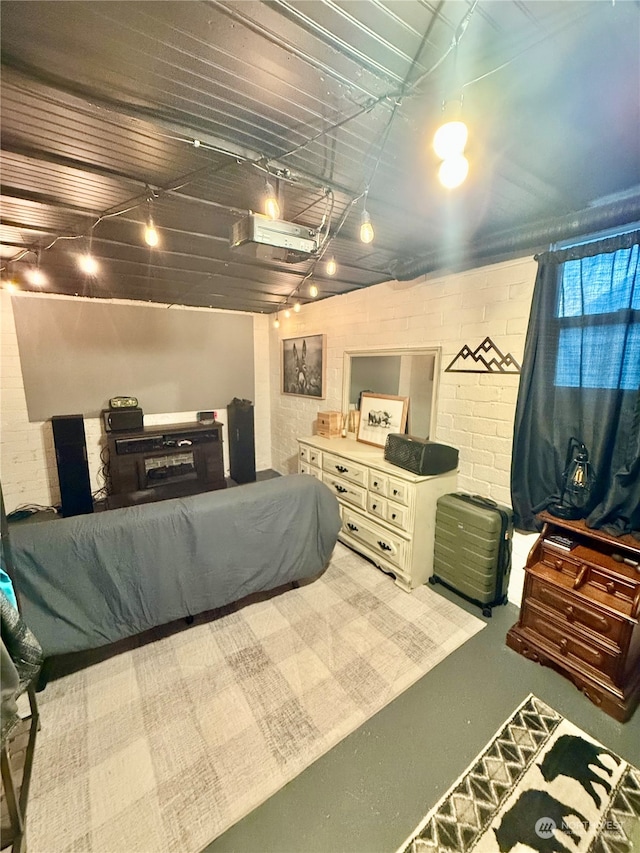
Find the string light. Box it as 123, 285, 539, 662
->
78, 228, 99, 276
273, 314, 280, 329
293, 301, 301, 313
26, 251, 47, 287
359, 209, 374, 244
325, 256, 337, 276
309, 283, 318, 298
284, 307, 291, 319
144, 195, 159, 247
264, 179, 281, 220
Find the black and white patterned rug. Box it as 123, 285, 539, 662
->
397, 694, 640, 853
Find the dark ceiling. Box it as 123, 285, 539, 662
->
1, 1, 639, 314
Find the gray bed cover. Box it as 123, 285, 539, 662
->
10, 474, 341, 657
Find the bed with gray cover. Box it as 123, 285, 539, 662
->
10, 474, 341, 659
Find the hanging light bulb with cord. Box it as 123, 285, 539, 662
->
264, 178, 281, 220
434, 95, 469, 189
273, 314, 280, 329
144, 195, 159, 247
325, 256, 337, 276
309, 282, 318, 298
78, 228, 99, 276
26, 250, 47, 287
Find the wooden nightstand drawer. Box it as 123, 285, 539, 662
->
529, 575, 627, 648
521, 600, 622, 682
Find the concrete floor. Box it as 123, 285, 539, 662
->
202, 569, 640, 853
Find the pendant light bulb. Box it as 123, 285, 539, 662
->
284, 307, 291, 319
293, 301, 301, 313
433, 120, 468, 160
78, 253, 99, 276
26, 268, 47, 287
309, 283, 318, 298
264, 180, 280, 220
360, 209, 374, 244
144, 218, 159, 248
326, 256, 337, 276
273, 315, 280, 329
438, 154, 469, 189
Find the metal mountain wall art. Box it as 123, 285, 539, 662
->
445, 337, 522, 374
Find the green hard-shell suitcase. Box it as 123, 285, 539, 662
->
429, 492, 513, 617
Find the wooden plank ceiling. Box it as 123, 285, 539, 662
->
1, 1, 639, 313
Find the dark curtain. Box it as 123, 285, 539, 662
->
511, 231, 640, 536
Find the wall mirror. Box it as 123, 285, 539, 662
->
342, 346, 441, 439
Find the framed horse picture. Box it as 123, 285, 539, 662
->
281, 334, 326, 398
357, 392, 408, 447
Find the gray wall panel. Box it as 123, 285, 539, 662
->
12, 297, 254, 421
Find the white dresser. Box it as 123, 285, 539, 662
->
298, 436, 457, 591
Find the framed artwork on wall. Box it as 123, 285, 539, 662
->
281, 334, 326, 398
357, 393, 408, 447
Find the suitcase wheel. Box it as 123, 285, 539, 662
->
482, 605, 493, 618
428, 575, 438, 586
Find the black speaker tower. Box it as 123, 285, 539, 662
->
51, 414, 94, 517
227, 398, 256, 484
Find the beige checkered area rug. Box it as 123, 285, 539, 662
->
26, 542, 484, 853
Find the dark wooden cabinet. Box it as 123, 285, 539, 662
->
106, 421, 226, 509
507, 512, 640, 722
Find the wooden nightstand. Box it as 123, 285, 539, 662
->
506, 511, 640, 722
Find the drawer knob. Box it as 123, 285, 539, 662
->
335, 484, 347, 494
606, 581, 615, 594
347, 522, 358, 532
372, 503, 377, 510
373, 481, 379, 487
377, 540, 392, 552
559, 638, 568, 654
336, 465, 348, 473
565, 605, 575, 621
554, 560, 563, 570
391, 513, 397, 520
393, 489, 399, 496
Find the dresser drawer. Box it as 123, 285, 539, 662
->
387, 477, 409, 506
300, 462, 322, 481
323, 452, 367, 488
369, 473, 388, 496
531, 561, 638, 618
323, 473, 367, 510
341, 507, 407, 571
299, 445, 322, 468
521, 600, 622, 682
529, 575, 627, 648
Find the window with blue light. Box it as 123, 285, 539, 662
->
555, 244, 640, 390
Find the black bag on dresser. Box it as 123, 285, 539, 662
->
429, 492, 513, 617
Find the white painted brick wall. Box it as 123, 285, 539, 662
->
268, 255, 537, 602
